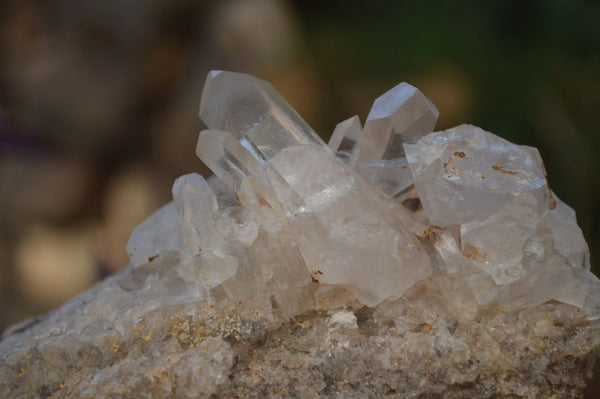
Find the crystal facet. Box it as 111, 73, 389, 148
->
328, 115, 362, 165
404, 124, 550, 226
199, 70, 325, 161
359, 82, 439, 161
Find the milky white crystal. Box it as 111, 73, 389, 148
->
123, 70, 598, 320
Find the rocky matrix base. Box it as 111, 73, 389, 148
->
1, 71, 599, 398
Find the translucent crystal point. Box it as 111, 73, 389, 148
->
126, 202, 179, 267
359, 82, 439, 161
196, 129, 268, 192
171, 173, 240, 288
328, 115, 361, 165
341, 83, 438, 198
199, 71, 326, 161
404, 124, 551, 227
172, 173, 218, 263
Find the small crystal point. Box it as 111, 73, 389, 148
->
126, 202, 179, 268
359, 82, 439, 161
460, 194, 539, 285
199, 71, 326, 161
172, 173, 218, 263
328, 115, 362, 165
196, 129, 268, 192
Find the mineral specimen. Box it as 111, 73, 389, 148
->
1, 71, 599, 398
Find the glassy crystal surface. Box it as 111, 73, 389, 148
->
404, 124, 551, 227
334, 83, 439, 199
199, 71, 325, 161
328, 115, 361, 165
359, 82, 439, 161
126, 202, 179, 268
126, 71, 597, 319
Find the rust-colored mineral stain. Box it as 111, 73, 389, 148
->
549, 192, 557, 210
444, 158, 458, 174
148, 254, 159, 262
492, 165, 518, 175
453, 151, 466, 158
259, 197, 270, 207
421, 228, 436, 241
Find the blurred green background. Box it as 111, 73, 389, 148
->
1, 0, 598, 336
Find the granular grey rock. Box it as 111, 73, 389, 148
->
1, 261, 598, 398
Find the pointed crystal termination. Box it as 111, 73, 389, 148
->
359, 82, 439, 161
199, 71, 326, 161
404, 124, 550, 227
172, 173, 218, 263
197, 127, 432, 306
172, 173, 240, 288
344, 83, 438, 198
126, 202, 179, 267
196, 129, 269, 193
328, 115, 362, 165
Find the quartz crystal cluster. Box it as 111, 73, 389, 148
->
2, 71, 599, 398
127, 71, 598, 318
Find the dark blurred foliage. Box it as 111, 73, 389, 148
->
0, 2, 598, 389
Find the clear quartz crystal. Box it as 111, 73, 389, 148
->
172, 173, 243, 288
328, 115, 362, 165
359, 82, 439, 161
172, 173, 218, 263
267, 144, 432, 305
196, 71, 434, 305
460, 194, 539, 285
342, 83, 439, 199
126, 202, 179, 267
404, 124, 551, 227
199, 70, 325, 161
122, 70, 598, 320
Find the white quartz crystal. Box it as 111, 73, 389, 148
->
122, 71, 598, 319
